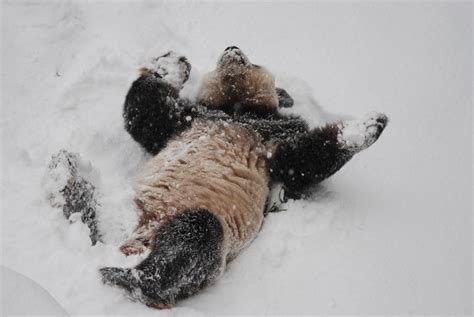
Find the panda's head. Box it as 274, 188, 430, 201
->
217, 46, 252, 73
198, 46, 280, 115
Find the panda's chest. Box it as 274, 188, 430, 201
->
133, 121, 269, 255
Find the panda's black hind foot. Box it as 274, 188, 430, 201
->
43, 149, 101, 245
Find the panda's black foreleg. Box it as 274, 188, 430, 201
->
100, 208, 226, 308
268, 112, 388, 199
123, 74, 189, 155
123, 52, 193, 155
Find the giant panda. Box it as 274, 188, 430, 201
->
99, 47, 388, 308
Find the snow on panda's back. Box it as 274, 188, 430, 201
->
132, 119, 270, 259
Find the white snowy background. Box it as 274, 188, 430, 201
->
1, 0, 471, 315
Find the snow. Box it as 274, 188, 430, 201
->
1, 266, 68, 316
1, 1, 471, 315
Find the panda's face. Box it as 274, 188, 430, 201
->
217, 46, 251, 71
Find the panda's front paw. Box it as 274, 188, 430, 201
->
141, 51, 191, 90
338, 112, 388, 153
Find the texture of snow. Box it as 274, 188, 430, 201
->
1, 266, 68, 316
1, 1, 471, 315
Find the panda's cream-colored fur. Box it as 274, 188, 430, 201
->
198, 55, 279, 112
120, 120, 270, 260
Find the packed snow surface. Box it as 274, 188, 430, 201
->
1, 266, 68, 316
1, 1, 471, 315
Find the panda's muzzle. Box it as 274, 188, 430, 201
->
225, 46, 240, 51
219, 46, 250, 67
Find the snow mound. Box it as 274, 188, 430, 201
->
1, 266, 68, 316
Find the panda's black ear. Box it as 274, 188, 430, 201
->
276, 88, 294, 108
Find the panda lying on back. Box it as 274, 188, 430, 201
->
98, 47, 387, 308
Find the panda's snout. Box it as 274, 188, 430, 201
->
225, 46, 240, 51
218, 46, 250, 68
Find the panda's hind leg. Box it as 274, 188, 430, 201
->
100, 208, 226, 308
269, 112, 388, 199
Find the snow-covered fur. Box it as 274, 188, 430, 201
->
198, 46, 281, 115
97, 48, 388, 308
44, 149, 101, 245
101, 208, 225, 309
140, 51, 191, 91
119, 120, 269, 258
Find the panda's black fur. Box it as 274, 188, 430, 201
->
101, 208, 224, 309
97, 48, 388, 308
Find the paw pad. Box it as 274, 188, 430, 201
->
338, 112, 388, 153
144, 51, 191, 90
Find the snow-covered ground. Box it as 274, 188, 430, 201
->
1, 1, 471, 315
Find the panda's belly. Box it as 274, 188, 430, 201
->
133, 120, 269, 257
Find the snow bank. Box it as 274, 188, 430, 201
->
1, 266, 68, 316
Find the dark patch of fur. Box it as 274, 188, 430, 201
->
239, 113, 309, 143
123, 74, 192, 155
100, 208, 224, 307
47, 150, 101, 245
62, 177, 100, 244
275, 87, 294, 108
233, 102, 278, 118
268, 124, 353, 199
